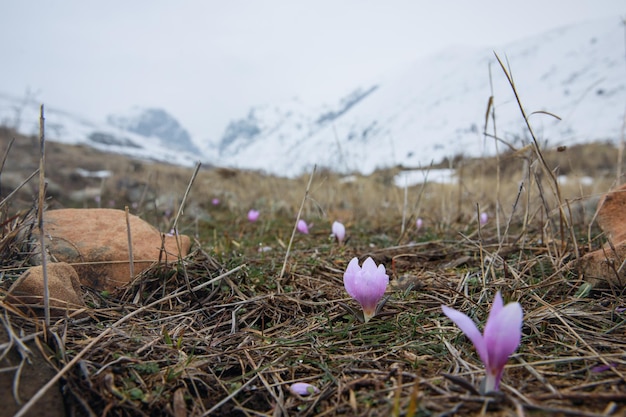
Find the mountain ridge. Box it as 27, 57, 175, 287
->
0, 17, 623, 177
213, 17, 625, 177
0, 93, 200, 167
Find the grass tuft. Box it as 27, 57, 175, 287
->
0, 70, 625, 415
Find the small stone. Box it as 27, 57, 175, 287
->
579, 242, 626, 287
596, 183, 626, 243
7, 262, 84, 315
579, 184, 626, 287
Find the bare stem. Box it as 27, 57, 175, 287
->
37, 104, 49, 328
279, 165, 317, 283
125, 205, 134, 279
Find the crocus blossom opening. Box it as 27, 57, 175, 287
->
442, 291, 523, 393
332, 221, 346, 243
248, 209, 260, 222
480, 212, 488, 225
297, 219, 309, 234
290, 382, 320, 396
212, 198, 220, 206
343, 257, 389, 323
416, 217, 423, 231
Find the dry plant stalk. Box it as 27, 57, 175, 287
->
618, 19, 626, 182
396, 164, 431, 244
172, 161, 201, 233
0, 137, 14, 196
494, 53, 579, 261
485, 62, 502, 242
37, 105, 50, 328
14, 264, 245, 417
172, 161, 201, 294
125, 205, 134, 279
279, 164, 316, 282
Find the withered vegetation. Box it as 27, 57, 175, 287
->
0, 121, 625, 416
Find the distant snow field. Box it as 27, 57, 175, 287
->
394, 169, 456, 187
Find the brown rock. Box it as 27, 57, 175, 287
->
34, 208, 191, 292
578, 242, 626, 287
7, 262, 84, 315
596, 183, 626, 242
579, 184, 626, 287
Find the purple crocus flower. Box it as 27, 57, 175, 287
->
442, 291, 523, 393
480, 212, 489, 225
289, 382, 320, 396
343, 257, 389, 323
416, 217, 423, 231
297, 219, 309, 234
212, 198, 220, 206
332, 221, 345, 243
247, 209, 260, 222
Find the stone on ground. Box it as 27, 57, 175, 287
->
33, 208, 191, 292
579, 183, 626, 287
7, 262, 84, 316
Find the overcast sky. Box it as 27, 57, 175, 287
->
1, 1, 624, 143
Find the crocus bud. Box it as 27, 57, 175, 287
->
332, 221, 345, 243
289, 382, 320, 396
248, 209, 260, 222
297, 219, 309, 234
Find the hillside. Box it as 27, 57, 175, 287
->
213, 17, 625, 176
0, 122, 624, 416
1, 18, 624, 179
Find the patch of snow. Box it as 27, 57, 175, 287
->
74, 168, 112, 179
394, 169, 456, 187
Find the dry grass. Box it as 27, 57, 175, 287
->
0, 120, 625, 416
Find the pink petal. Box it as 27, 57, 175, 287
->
343, 257, 361, 299
290, 382, 320, 396
361, 257, 378, 274
483, 301, 523, 373
487, 291, 504, 318
358, 258, 388, 311
442, 305, 488, 366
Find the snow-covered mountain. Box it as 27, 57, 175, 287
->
213, 17, 626, 177
216, 86, 378, 158
0, 96, 200, 167
108, 107, 200, 155
0, 17, 623, 177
